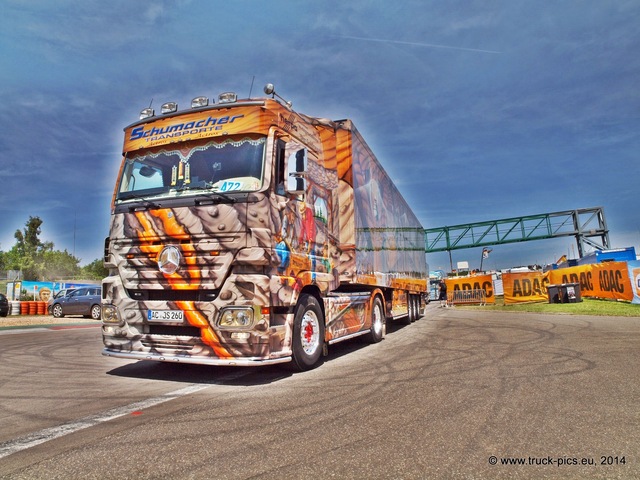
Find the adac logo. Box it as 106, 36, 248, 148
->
157, 245, 181, 274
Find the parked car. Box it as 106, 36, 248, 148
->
50, 287, 102, 320
47, 288, 76, 314
0, 293, 9, 317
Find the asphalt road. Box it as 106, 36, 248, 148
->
0, 305, 638, 479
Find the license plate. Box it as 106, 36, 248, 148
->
147, 310, 184, 321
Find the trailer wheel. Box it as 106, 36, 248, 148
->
400, 292, 412, 325
416, 295, 424, 320
411, 295, 421, 321
367, 296, 385, 343
408, 294, 416, 323
291, 294, 324, 371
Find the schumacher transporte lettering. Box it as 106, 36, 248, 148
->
129, 114, 245, 141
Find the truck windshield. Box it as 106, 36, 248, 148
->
116, 135, 265, 201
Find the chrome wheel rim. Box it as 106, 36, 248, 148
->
300, 310, 320, 355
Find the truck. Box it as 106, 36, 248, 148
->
102, 84, 428, 370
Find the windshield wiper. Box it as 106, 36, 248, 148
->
193, 190, 236, 205
171, 183, 236, 203
118, 193, 162, 211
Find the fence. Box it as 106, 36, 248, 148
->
448, 289, 487, 306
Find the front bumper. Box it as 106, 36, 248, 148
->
102, 348, 291, 366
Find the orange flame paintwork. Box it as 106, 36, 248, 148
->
134, 210, 232, 358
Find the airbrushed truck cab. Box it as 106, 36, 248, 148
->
102, 85, 427, 370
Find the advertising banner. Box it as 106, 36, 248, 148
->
445, 274, 495, 304
496, 261, 638, 304
502, 271, 550, 304
548, 261, 633, 302
628, 260, 640, 305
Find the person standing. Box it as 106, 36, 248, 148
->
438, 279, 448, 307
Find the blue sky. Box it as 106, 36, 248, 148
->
1, 0, 639, 271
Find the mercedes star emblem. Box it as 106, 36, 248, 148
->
157, 245, 181, 274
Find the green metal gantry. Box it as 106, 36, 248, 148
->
424, 207, 610, 258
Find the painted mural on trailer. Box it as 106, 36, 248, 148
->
349, 127, 426, 280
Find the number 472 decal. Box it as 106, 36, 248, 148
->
219, 181, 242, 192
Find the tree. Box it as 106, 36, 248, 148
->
42, 249, 81, 280
6, 216, 70, 280
7, 216, 53, 280
81, 258, 108, 280
5, 216, 106, 281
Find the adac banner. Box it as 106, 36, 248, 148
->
628, 260, 640, 305
502, 271, 551, 304
445, 274, 495, 304
548, 261, 634, 303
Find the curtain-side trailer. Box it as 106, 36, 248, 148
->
102, 85, 427, 370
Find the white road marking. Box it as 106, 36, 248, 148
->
0, 383, 210, 459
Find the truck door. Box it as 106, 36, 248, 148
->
274, 136, 333, 276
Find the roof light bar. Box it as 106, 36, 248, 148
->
218, 92, 237, 104
191, 96, 210, 108
139, 108, 155, 120
161, 102, 178, 114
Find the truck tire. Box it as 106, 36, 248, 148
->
401, 292, 414, 325
414, 295, 424, 320
409, 294, 416, 323
291, 294, 325, 371
366, 296, 385, 343
411, 295, 421, 321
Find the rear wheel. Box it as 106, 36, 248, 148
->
400, 292, 412, 325
52, 304, 64, 318
411, 294, 421, 321
409, 294, 416, 322
366, 296, 385, 343
291, 294, 325, 371
416, 295, 423, 319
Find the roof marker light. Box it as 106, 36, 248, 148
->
139, 108, 155, 120
218, 92, 237, 104
161, 102, 178, 114
191, 96, 210, 108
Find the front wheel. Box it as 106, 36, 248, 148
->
291, 294, 325, 371
90, 304, 101, 320
52, 304, 64, 318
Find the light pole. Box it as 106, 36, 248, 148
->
480, 247, 492, 272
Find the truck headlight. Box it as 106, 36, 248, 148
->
217, 308, 254, 328
102, 304, 122, 325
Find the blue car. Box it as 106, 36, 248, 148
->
51, 287, 102, 320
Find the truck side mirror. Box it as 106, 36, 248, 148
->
286, 148, 307, 194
